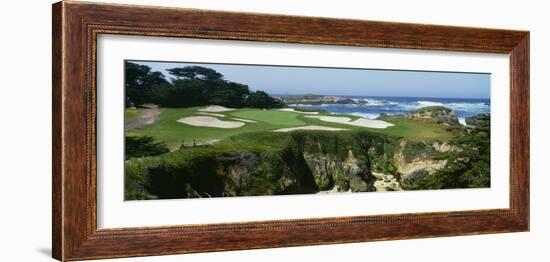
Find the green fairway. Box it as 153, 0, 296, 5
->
228, 109, 306, 126
125, 107, 454, 150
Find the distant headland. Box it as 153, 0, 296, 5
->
275, 94, 368, 105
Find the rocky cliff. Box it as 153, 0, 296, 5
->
393, 140, 450, 189
303, 150, 375, 192
125, 130, 457, 200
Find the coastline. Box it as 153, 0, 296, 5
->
278, 94, 490, 121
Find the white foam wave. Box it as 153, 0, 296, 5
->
396, 101, 490, 113
445, 102, 489, 111
417, 101, 444, 107
363, 99, 397, 106
458, 117, 467, 126
291, 99, 489, 117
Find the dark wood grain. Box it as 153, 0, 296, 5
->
52, 2, 63, 260
509, 34, 530, 226
52, 1, 530, 261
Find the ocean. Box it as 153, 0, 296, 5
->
288, 96, 490, 125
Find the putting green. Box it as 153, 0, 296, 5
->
227, 109, 307, 126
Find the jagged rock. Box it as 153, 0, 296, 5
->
393, 139, 448, 189
344, 150, 373, 192
372, 172, 403, 191
303, 150, 375, 193
349, 175, 369, 192
303, 153, 333, 190
221, 152, 260, 196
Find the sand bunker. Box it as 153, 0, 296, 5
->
197, 112, 225, 117
177, 116, 244, 128
198, 105, 235, 112
305, 115, 394, 129
273, 125, 348, 132
231, 117, 256, 123
278, 108, 320, 115
349, 118, 394, 128
195, 112, 256, 123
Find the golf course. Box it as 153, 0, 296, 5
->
123, 61, 490, 200
125, 105, 454, 150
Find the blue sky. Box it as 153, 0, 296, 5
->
131, 60, 490, 99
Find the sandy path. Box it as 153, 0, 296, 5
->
305, 115, 393, 129
273, 125, 348, 132
177, 116, 245, 128
278, 108, 320, 114
125, 105, 161, 130
198, 105, 235, 112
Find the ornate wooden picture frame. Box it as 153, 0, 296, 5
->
52, 1, 529, 261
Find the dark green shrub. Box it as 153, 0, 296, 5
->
125, 136, 169, 160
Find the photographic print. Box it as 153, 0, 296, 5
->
124, 60, 491, 200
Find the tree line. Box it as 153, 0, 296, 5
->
125, 62, 285, 109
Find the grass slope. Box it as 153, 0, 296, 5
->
124, 107, 140, 123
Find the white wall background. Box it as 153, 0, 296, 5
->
0, 0, 546, 261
